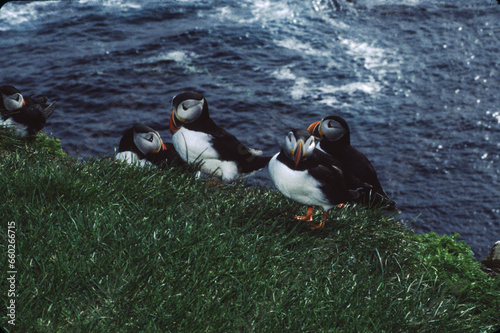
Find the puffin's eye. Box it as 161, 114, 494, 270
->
182, 103, 188, 111
147, 135, 154, 142
327, 121, 334, 128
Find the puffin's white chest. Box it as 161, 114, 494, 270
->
172, 127, 219, 162
0, 118, 28, 137
172, 127, 239, 182
268, 154, 333, 211
114, 151, 153, 168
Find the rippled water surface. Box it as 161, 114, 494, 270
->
1, 0, 499, 259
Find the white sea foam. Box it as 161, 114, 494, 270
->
318, 78, 382, 96
142, 51, 195, 65
272, 63, 382, 103
271, 66, 310, 100
274, 37, 332, 58
272, 67, 297, 81
356, 0, 423, 7
487, 111, 500, 124
140, 51, 206, 74
251, 0, 296, 22
339, 36, 401, 78
77, 0, 141, 9
206, 0, 297, 25
269, 33, 394, 104
0, 1, 45, 31
101, 0, 142, 9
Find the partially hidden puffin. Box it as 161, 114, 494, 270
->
268, 129, 369, 229
0, 85, 56, 136
116, 125, 184, 168
308, 116, 399, 212
169, 91, 271, 182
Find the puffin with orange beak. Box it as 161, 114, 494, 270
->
169, 91, 271, 182
308, 116, 399, 212
1, 85, 56, 136
268, 129, 368, 229
116, 125, 184, 168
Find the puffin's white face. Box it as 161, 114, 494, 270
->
319, 118, 346, 142
284, 130, 315, 167
2, 92, 24, 111
175, 98, 204, 123
134, 130, 163, 156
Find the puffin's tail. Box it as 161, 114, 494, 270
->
348, 185, 400, 213
239, 149, 272, 174
363, 190, 401, 213
42, 101, 56, 120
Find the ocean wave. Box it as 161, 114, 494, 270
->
0, 1, 43, 31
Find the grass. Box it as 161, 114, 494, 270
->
0, 130, 499, 332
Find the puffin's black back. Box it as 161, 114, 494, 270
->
145, 143, 185, 168
319, 116, 386, 196
276, 146, 369, 205
1, 85, 55, 133
10, 105, 47, 133
119, 124, 185, 168
318, 116, 399, 211
175, 91, 272, 172
118, 126, 144, 158
174, 91, 224, 136
1, 85, 22, 114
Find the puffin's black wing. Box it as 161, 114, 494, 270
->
209, 127, 271, 173
342, 146, 399, 211
24, 94, 48, 108
146, 143, 186, 168
118, 127, 137, 153
10, 104, 48, 133
304, 150, 368, 205
347, 147, 386, 194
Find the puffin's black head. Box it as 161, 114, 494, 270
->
283, 129, 316, 168
307, 115, 350, 145
169, 91, 207, 134
119, 125, 165, 158
1, 85, 25, 112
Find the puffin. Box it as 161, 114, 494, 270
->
268, 129, 369, 229
308, 116, 399, 212
0, 85, 56, 136
169, 91, 271, 182
115, 124, 184, 168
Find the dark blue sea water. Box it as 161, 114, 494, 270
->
1, 0, 499, 259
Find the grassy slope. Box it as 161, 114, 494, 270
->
0, 131, 499, 332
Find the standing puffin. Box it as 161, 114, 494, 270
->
308, 116, 399, 212
268, 129, 368, 229
0, 85, 56, 136
169, 91, 271, 182
116, 125, 184, 168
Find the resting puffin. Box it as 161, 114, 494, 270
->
268, 129, 368, 229
169, 91, 271, 182
0, 85, 56, 136
308, 116, 399, 212
116, 125, 184, 168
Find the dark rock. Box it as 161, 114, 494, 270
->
480, 241, 500, 277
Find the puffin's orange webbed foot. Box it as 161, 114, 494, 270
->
309, 211, 328, 230
294, 206, 313, 222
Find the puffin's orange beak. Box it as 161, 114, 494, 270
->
152, 139, 167, 154
294, 141, 303, 168
307, 121, 322, 139
169, 108, 181, 134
